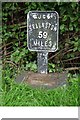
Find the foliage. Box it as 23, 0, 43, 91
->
1, 2, 79, 106
2, 2, 80, 68
2, 75, 79, 106
48, 63, 56, 72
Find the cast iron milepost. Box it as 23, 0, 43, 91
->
27, 11, 59, 74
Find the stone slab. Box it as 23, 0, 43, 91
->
15, 71, 67, 88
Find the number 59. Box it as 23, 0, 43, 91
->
38, 31, 47, 39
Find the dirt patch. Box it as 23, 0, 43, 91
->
15, 71, 68, 88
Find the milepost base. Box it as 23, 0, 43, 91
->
16, 71, 67, 88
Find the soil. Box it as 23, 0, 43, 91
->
15, 71, 68, 88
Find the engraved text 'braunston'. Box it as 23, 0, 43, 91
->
29, 22, 57, 32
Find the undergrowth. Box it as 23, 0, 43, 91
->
2, 74, 79, 106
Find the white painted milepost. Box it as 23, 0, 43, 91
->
27, 11, 59, 74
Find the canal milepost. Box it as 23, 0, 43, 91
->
16, 11, 67, 88
27, 11, 59, 74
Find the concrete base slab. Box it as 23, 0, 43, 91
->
15, 71, 68, 88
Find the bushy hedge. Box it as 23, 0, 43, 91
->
2, 2, 80, 79
1, 2, 79, 106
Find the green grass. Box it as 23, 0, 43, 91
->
2, 75, 79, 106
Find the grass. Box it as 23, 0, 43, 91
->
2, 74, 79, 106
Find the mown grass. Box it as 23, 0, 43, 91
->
2, 74, 79, 106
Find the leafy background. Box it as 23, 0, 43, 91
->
1, 2, 80, 106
